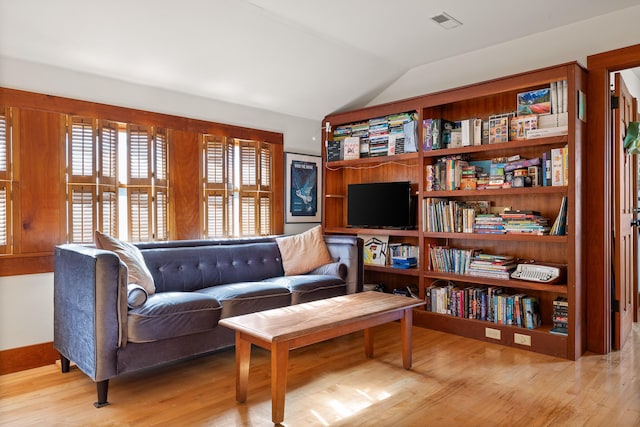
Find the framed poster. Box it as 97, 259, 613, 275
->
285, 152, 322, 223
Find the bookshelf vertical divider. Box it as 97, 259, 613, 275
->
322, 63, 586, 360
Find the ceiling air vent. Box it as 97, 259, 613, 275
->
431, 12, 462, 29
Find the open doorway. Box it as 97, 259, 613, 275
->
586, 44, 640, 354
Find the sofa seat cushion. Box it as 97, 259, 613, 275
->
195, 282, 291, 318
127, 292, 222, 343
264, 275, 346, 304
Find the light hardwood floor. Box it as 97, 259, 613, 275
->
1, 322, 638, 427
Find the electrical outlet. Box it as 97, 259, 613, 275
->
485, 327, 501, 340
514, 333, 532, 346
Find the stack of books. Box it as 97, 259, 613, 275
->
350, 121, 370, 158
368, 116, 389, 157
500, 210, 550, 235
468, 253, 516, 279
473, 214, 505, 234
391, 256, 417, 269
388, 113, 411, 155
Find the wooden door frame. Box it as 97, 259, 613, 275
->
586, 43, 640, 354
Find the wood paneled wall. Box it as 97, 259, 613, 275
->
0, 88, 284, 277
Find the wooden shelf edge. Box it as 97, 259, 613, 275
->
422, 232, 567, 243
325, 152, 419, 168
324, 227, 420, 237
423, 271, 568, 294
421, 135, 569, 158
424, 185, 567, 197
365, 265, 420, 276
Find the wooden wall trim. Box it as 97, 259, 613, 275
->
0, 341, 58, 375
0, 87, 284, 145
586, 43, 640, 354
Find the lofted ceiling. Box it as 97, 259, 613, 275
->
0, 0, 638, 120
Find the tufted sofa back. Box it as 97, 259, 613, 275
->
140, 242, 284, 293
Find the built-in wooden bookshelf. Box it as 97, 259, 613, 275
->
321, 63, 586, 360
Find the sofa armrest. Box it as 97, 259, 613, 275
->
54, 244, 127, 382
323, 235, 364, 294
307, 261, 347, 279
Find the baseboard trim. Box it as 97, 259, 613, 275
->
0, 341, 58, 375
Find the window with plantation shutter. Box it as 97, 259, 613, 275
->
99, 188, 117, 237
69, 117, 95, 183
129, 188, 151, 242
238, 141, 273, 236
203, 135, 234, 238
260, 144, 272, 190
240, 194, 257, 236
66, 118, 169, 243
99, 121, 118, 185
204, 137, 273, 238
69, 185, 95, 243
125, 125, 168, 242
0, 108, 10, 253
128, 124, 151, 183
260, 195, 271, 235
155, 189, 168, 240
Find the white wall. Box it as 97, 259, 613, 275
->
369, 5, 640, 107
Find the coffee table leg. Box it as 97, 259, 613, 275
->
271, 342, 289, 424
235, 332, 251, 403
401, 307, 413, 369
363, 327, 374, 358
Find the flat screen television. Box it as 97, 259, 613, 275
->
347, 181, 415, 229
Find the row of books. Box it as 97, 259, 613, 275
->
327, 112, 418, 161
424, 199, 553, 236
422, 80, 569, 151
425, 284, 541, 329
428, 247, 518, 279
425, 148, 568, 192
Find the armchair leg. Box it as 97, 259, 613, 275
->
94, 380, 110, 408
60, 354, 70, 373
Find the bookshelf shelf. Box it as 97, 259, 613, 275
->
325, 152, 419, 168
424, 186, 567, 198
365, 265, 421, 276
422, 271, 568, 294
322, 62, 585, 360
421, 135, 569, 158
422, 232, 568, 243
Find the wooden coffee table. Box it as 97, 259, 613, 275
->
219, 291, 425, 425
